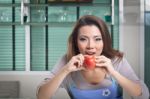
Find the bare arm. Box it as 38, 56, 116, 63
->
37, 67, 70, 99
95, 56, 142, 96
111, 70, 141, 96
37, 54, 85, 99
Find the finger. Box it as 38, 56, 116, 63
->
79, 53, 84, 60
76, 57, 81, 64
74, 59, 82, 67
96, 63, 107, 68
95, 55, 105, 60
95, 55, 104, 58
100, 55, 107, 58
95, 58, 106, 64
95, 55, 100, 59
97, 55, 108, 61
77, 66, 86, 71
80, 54, 84, 64
95, 58, 105, 63
77, 53, 83, 58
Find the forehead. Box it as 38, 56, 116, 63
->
78, 25, 102, 36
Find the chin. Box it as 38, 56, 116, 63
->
81, 68, 106, 84
90, 82, 99, 85
89, 78, 102, 85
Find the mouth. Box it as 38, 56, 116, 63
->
85, 52, 96, 55
90, 82, 99, 85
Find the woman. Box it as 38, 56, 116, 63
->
37, 15, 149, 99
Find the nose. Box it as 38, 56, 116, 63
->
87, 40, 94, 49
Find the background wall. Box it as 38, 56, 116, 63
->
121, 0, 142, 77
0, 72, 70, 99
0, 72, 48, 98
120, 0, 144, 98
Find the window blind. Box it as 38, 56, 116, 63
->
48, 26, 71, 70
113, 0, 119, 49
0, 26, 13, 70
15, 26, 25, 70
30, 26, 46, 71
0, 0, 11, 3
0, 3, 25, 71
0, 26, 25, 71
30, 25, 72, 71
15, 7, 21, 22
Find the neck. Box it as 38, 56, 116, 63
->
81, 68, 106, 84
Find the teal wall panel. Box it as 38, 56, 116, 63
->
0, 26, 13, 70
15, 26, 25, 70
31, 26, 46, 71
0, 0, 12, 3
145, 12, 150, 91
113, 0, 119, 49
15, 7, 21, 22
48, 26, 72, 70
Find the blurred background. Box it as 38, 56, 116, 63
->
0, 0, 149, 99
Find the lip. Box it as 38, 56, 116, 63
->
85, 51, 96, 55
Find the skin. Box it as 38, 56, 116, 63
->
77, 25, 106, 84
76, 25, 141, 96
37, 25, 142, 99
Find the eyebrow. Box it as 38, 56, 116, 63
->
79, 35, 102, 38
94, 35, 102, 38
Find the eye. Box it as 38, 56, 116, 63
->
79, 38, 86, 41
95, 38, 102, 41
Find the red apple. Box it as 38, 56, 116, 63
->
83, 55, 95, 70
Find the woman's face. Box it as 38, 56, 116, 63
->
77, 25, 105, 84
77, 25, 103, 56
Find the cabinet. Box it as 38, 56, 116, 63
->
27, 1, 114, 25
0, 0, 115, 25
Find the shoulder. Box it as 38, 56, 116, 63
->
112, 56, 140, 80
55, 54, 67, 66
112, 56, 131, 71
51, 54, 67, 74
112, 56, 128, 66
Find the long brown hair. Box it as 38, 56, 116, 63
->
66, 15, 123, 61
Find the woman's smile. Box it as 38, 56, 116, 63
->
77, 25, 103, 56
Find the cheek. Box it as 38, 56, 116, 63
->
100, 43, 104, 50
77, 43, 85, 52
77, 41, 86, 53
97, 42, 103, 53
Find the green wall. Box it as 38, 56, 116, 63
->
145, 12, 150, 92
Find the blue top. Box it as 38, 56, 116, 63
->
69, 78, 123, 99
